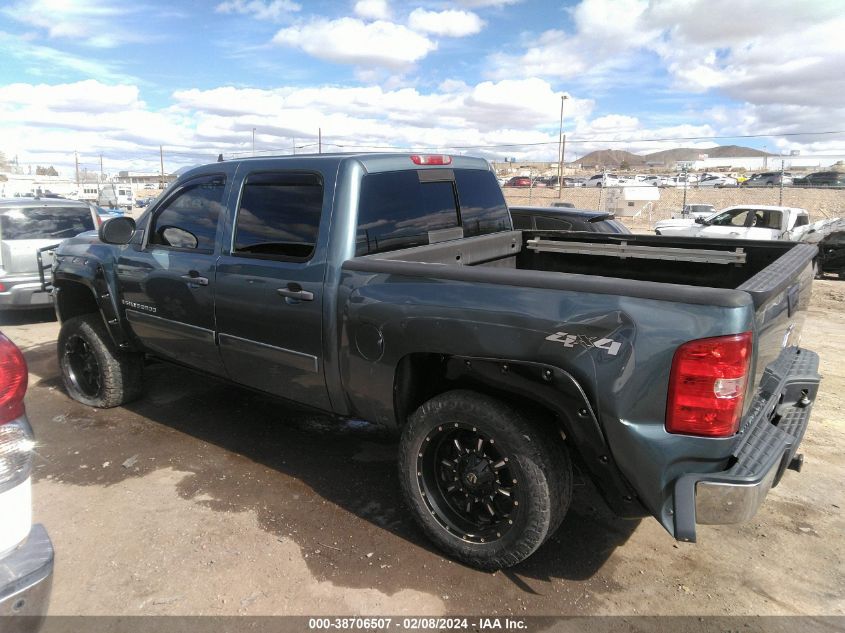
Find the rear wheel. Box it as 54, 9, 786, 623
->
58, 314, 143, 408
398, 390, 572, 570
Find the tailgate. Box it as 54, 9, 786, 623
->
737, 243, 816, 379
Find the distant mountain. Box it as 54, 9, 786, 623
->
576, 149, 646, 168
643, 145, 770, 165
575, 145, 770, 168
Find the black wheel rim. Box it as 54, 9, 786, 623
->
64, 335, 102, 397
417, 423, 521, 544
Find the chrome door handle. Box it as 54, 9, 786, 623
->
181, 273, 209, 286
277, 286, 314, 301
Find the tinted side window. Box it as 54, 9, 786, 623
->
357, 171, 459, 256
233, 172, 323, 260
455, 170, 512, 237
794, 214, 809, 227
535, 216, 575, 230
752, 210, 782, 229
0, 207, 94, 239
150, 175, 226, 251
710, 209, 750, 227
591, 219, 631, 234
510, 213, 533, 229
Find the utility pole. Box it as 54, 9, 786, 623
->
99, 154, 104, 192
682, 165, 689, 211
252, 128, 256, 156
779, 159, 785, 206
557, 94, 568, 199
74, 151, 79, 187
159, 145, 165, 188
318, 128, 322, 154
292, 137, 296, 155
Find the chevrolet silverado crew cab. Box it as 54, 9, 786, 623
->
48, 153, 821, 570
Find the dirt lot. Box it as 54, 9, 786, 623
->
2, 280, 843, 618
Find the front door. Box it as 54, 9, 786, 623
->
699, 207, 753, 239
214, 169, 330, 410
117, 173, 229, 375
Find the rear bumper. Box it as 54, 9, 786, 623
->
673, 346, 821, 542
0, 524, 54, 627
0, 278, 52, 309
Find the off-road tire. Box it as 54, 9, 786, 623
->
398, 390, 572, 570
58, 314, 143, 408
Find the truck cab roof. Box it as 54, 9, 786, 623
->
180, 153, 492, 182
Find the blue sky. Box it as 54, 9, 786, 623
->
1, 0, 843, 175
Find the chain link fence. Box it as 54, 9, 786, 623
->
502, 185, 845, 233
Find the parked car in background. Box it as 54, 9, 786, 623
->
655, 205, 810, 239
742, 172, 793, 188
670, 204, 716, 220
698, 175, 738, 188
540, 176, 585, 189
640, 175, 665, 187
0, 331, 54, 627
510, 206, 632, 233
586, 173, 628, 187
0, 199, 98, 310
793, 171, 845, 188
503, 176, 531, 188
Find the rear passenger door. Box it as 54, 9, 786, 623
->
214, 169, 331, 410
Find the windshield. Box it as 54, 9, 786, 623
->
0, 206, 94, 239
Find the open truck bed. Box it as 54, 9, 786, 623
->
343, 229, 817, 545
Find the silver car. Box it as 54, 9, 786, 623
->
0, 199, 98, 310
742, 172, 793, 187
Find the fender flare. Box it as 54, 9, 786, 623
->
441, 355, 646, 518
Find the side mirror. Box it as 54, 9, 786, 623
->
695, 217, 705, 224
99, 216, 136, 245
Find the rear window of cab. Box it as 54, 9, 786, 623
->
355, 169, 511, 256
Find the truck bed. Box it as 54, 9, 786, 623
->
355, 230, 815, 309
341, 229, 816, 541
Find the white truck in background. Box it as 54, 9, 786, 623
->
97, 184, 133, 211
655, 205, 845, 278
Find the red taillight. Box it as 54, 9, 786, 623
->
666, 332, 752, 437
410, 154, 452, 165
0, 282, 6, 292
0, 333, 27, 424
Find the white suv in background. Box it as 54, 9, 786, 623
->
0, 332, 53, 628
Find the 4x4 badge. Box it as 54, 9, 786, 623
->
546, 331, 622, 356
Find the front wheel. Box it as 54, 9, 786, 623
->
58, 314, 143, 408
398, 390, 572, 570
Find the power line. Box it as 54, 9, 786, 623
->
225, 129, 845, 158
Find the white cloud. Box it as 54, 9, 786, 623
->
0, 32, 135, 84
214, 0, 301, 21
487, 0, 653, 80
273, 18, 437, 69
408, 9, 484, 37
353, 0, 390, 20
2, 70, 842, 180
454, 0, 522, 7
486, 0, 845, 141
1, 0, 144, 48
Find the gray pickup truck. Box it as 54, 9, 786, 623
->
49, 153, 821, 570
